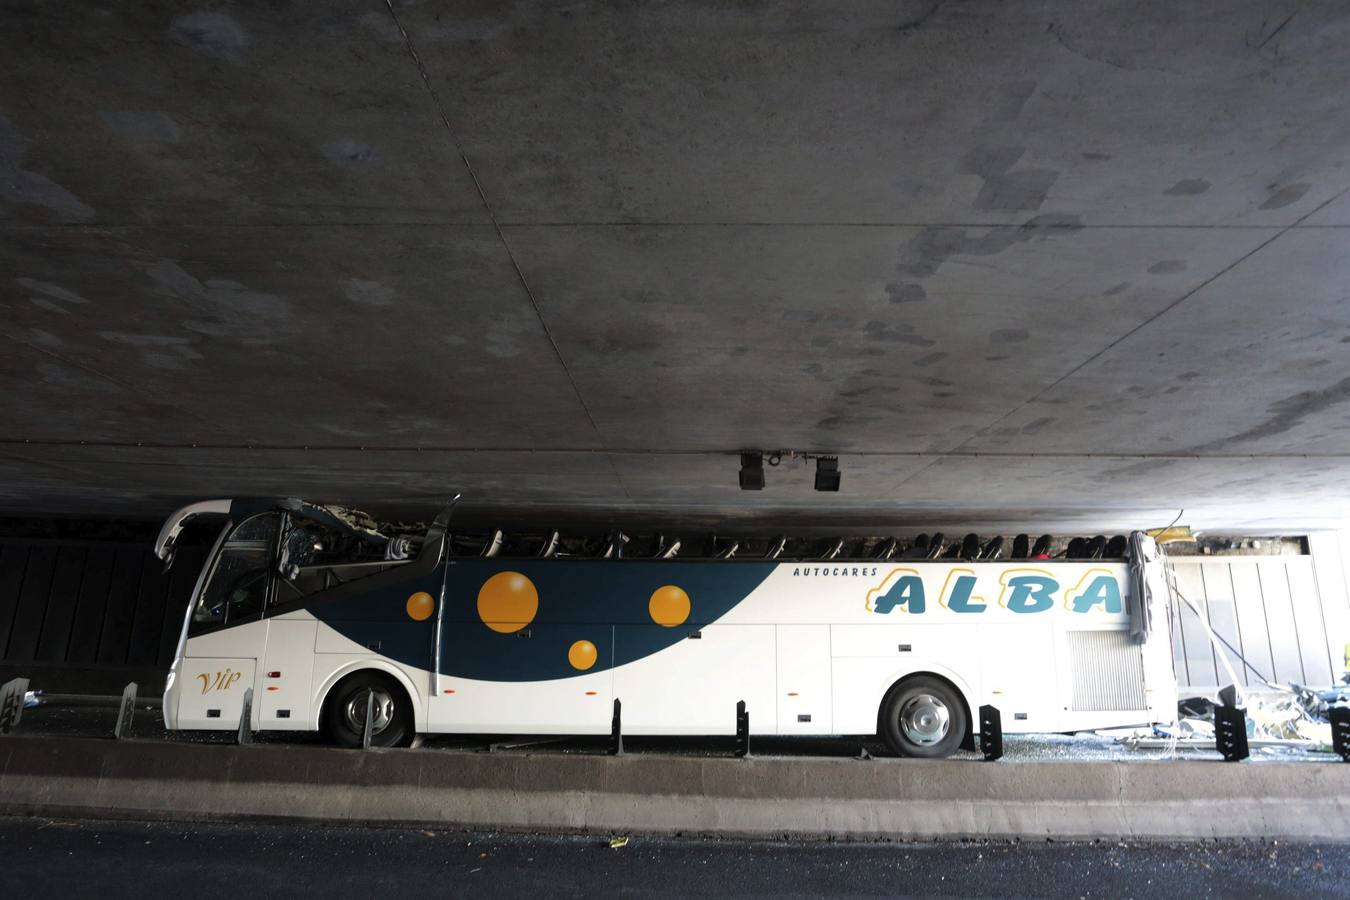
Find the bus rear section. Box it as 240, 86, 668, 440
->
159, 500, 1176, 756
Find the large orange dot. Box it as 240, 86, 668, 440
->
477, 571, 539, 633
406, 591, 435, 621
648, 585, 691, 627
568, 639, 598, 671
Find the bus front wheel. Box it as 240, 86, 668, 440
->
322, 672, 414, 748
878, 676, 967, 759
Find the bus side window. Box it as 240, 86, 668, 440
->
191, 513, 278, 632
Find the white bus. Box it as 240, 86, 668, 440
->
156, 499, 1177, 757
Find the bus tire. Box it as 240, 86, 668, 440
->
878, 675, 967, 759
322, 671, 414, 748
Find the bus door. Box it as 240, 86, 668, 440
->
176, 511, 280, 729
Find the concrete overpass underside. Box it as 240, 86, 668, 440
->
4, 1, 1350, 532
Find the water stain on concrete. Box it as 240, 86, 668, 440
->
1103, 281, 1130, 296
962, 146, 1025, 177
34, 361, 124, 394
17, 278, 90, 306
28, 297, 69, 315
1148, 259, 1187, 274
0, 116, 96, 222
912, 352, 947, 367
1082, 152, 1112, 161
993, 80, 1038, 121
893, 213, 1084, 285
1021, 416, 1055, 434
27, 328, 61, 348
885, 282, 927, 304
97, 331, 204, 371
961, 145, 1057, 211
170, 12, 248, 63
990, 327, 1030, 343
322, 139, 378, 167
341, 278, 396, 306
100, 111, 181, 143
974, 169, 1059, 211
1189, 376, 1350, 451
1260, 183, 1310, 210
1164, 178, 1211, 196
142, 258, 294, 344
864, 320, 936, 347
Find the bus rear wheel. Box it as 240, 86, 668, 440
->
879, 676, 966, 758
322, 672, 414, 748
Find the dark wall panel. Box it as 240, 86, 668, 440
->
0, 544, 29, 657
67, 547, 115, 664
127, 556, 171, 666
36, 546, 88, 662
7, 545, 57, 661
96, 549, 147, 665
0, 523, 219, 691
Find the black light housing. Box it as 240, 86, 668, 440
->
814, 456, 840, 492
738, 452, 765, 490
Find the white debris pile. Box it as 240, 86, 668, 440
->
1115, 683, 1349, 754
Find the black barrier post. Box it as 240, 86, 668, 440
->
734, 700, 750, 758
113, 682, 137, 740
979, 705, 1003, 761
1330, 707, 1350, 762
0, 677, 28, 735
1214, 704, 1249, 761
237, 688, 253, 745
362, 688, 375, 750
609, 698, 623, 756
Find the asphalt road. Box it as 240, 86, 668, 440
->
0, 816, 1344, 899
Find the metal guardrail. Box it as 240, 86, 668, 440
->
1, 677, 29, 734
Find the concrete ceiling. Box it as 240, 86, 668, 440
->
3, 1, 1350, 533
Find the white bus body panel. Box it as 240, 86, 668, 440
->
613, 624, 776, 735
167, 553, 1177, 739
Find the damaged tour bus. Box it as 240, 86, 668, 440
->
155, 498, 1177, 756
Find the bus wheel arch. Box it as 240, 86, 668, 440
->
876, 670, 972, 759
318, 667, 417, 748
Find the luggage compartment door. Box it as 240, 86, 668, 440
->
777, 624, 832, 734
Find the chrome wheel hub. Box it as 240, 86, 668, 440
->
343, 686, 394, 735
899, 692, 950, 746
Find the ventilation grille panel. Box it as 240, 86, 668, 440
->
1067, 630, 1147, 712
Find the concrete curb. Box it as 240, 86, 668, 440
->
2, 736, 1348, 841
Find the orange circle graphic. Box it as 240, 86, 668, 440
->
648, 584, 691, 627
568, 639, 598, 670
477, 571, 539, 633
406, 591, 435, 621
